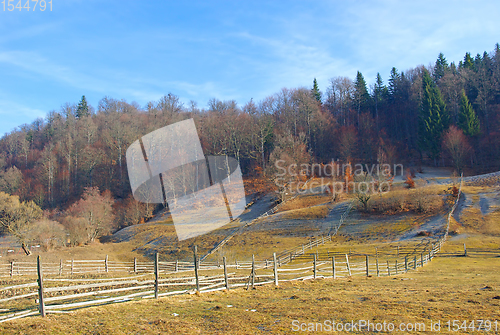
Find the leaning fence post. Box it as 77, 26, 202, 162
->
193, 245, 200, 292
464, 243, 467, 257
251, 254, 255, 289
154, 252, 159, 299
273, 252, 279, 287
332, 256, 336, 279
313, 254, 317, 279
365, 255, 369, 277
37, 256, 46, 317
345, 254, 351, 276
105, 255, 109, 273
223, 257, 229, 290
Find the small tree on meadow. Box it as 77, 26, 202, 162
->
65, 187, 115, 244
443, 126, 471, 174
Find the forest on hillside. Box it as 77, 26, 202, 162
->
0, 44, 499, 249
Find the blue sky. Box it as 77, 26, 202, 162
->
0, 0, 499, 136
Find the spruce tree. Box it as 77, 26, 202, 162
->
76, 95, 90, 118
354, 71, 370, 110
373, 72, 387, 131
458, 90, 480, 137
418, 70, 449, 163
433, 52, 448, 82
354, 71, 370, 127
311, 78, 322, 103
388, 67, 400, 98
463, 52, 474, 70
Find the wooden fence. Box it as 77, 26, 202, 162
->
0, 176, 468, 323
2, 239, 473, 324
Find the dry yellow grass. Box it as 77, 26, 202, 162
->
276, 195, 331, 212
0, 236, 498, 335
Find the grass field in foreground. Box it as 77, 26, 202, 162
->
1, 236, 498, 334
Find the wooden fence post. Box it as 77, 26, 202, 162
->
71, 259, 74, 276
421, 253, 424, 267
37, 256, 46, 317
302, 244, 304, 254
273, 253, 279, 287
251, 254, 255, 289
154, 252, 159, 299
345, 254, 351, 276
332, 256, 336, 279
223, 257, 229, 290
404, 256, 408, 273
105, 255, 109, 273
10, 261, 13, 277
133, 257, 137, 273
387, 260, 390, 276
59, 259, 63, 276
313, 254, 317, 279
365, 255, 369, 277
395, 260, 398, 275
413, 256, 417, 270
193, 245, 200, 292
175, 260, 179, 272
376, 256, 379, 277
464, 243, 467, 257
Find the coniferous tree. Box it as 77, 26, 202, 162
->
418, 70, 449, 164
76, 95, 90, 118
312, 78, 322, 103
353, 71, 370, 127
388, 67, 400, 98
433, 53, 448, 82
372, 73, 387, 132
462, 52, 475, 70
458, 90, 480, 137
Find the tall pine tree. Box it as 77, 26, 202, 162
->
418, 70, 449, 164
458, 90, 480, 137
353, 71, 370, 127
311, 78, 322, 103
372, 72, 387, 132
433, 53, 448, 82
76, 95, 90, 118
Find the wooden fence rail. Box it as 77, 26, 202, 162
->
0, 176, 466, 324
